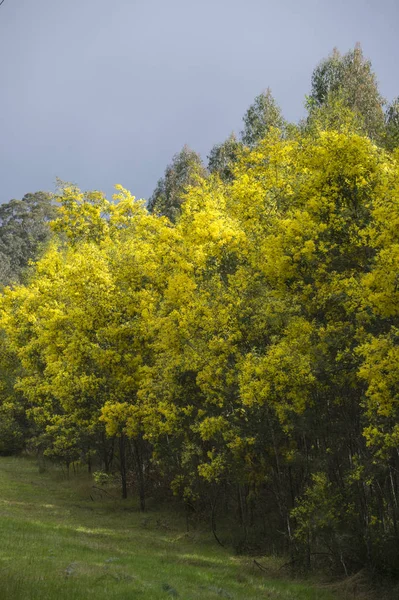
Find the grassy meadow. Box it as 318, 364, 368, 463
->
0, 456, 342, 600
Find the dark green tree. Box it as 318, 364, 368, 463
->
148, 145, 207, 222
241, 88, 285, 147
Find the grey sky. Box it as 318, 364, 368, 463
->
0, 0, 398, 203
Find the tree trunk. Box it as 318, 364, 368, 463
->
132, 437, 146, 511
119, 434, 127, 499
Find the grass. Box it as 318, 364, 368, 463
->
0, 456, 338, 600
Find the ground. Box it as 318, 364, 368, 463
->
0, 456, 342, 599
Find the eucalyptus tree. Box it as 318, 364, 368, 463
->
207, 133, 242, 182
308, 44, 385, 141
241, 88, 285, 147
0, 191, 56, 286
148, 145, 207, 222
385, 96, 399, 150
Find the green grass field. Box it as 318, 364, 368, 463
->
0, 456, 342, 599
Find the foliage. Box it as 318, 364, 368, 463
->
0, 191, 56, 286
241, 88, 285, 146
1, 44, 399, 579
308, 44, 385, 141
207, 133, 242, 182
385, 97, 399, 151
148, 145, 207, 222
304, 89, 366, 137
0, 403, 24, 454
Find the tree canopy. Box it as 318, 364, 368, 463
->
0, 191, 56, 286
308, 44, 385, 141
148, 145, 207, 222
1, 43, 399, 579
241, 88, 285, 146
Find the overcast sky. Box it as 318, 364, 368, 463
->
0, 0, 398, 203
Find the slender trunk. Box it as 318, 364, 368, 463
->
102, 432, 110, 473
185, 503, 190, 533
119, 434, 127, 499
87, 445, 92, 474
102, 433, 115, 473
288, 466, 295, 507
132, 437, 145, 511
211, 495, 225, 547
306, 528, 311, 571
388, 467, 399, 540
237, 484, 248, 543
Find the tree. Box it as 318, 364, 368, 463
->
308, 44, 385, 141
385, 97, 399, 151
2, 125, 399, 575
241, 88, 285, 147
148, 145, 207, 222
0, 191, 56, 287
207, 133, 242, 182
303, 89, 366, 137
142, 128, 396, 567
0, 328, 26, 455
309, 47, 343, 107
1, 184, 177, 504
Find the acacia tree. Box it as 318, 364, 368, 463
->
139, 128, 398, 569
0, 327, 26, 455
2, 124, 399, 575
1, 184, 178, 505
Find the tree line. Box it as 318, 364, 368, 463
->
1, 45, 399, 577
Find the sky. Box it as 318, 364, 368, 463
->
0, 0, 398, 203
